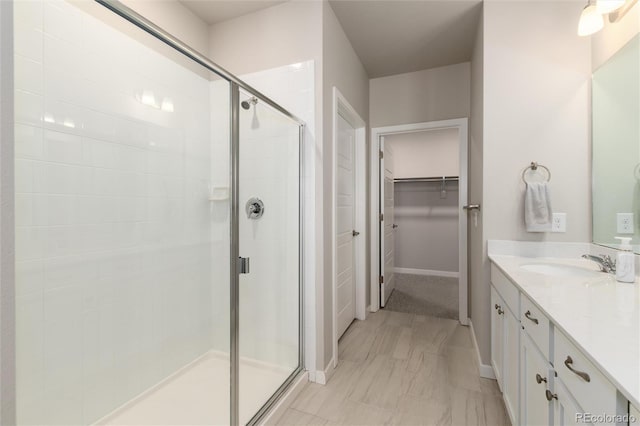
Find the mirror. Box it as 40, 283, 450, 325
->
592, 33, 640, 253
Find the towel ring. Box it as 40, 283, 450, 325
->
522, 162, 551, 184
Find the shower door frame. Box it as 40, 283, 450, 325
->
89, 2, 306, 425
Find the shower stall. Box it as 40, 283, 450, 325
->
13, 0, 303, 424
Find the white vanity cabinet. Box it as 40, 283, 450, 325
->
491, 286, 504, 388
553, 330, 622, 425
490, 265, 520, 424
520, 332, 553, 425
552, 377, 584, 426
631, 404, 639, 423
490, 262, 632, 426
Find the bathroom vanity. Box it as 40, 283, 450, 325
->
488, 242, 639, 426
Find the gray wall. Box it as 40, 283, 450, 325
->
121, 0, 210, 53
369, 63, 470, 127
472, 1, 592, 366
394, 182, 459, 273
0, 1, 15, 423
469, 6, 485, 365
322, 1, 370, 368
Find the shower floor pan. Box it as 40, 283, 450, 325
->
96, 352, 292, 425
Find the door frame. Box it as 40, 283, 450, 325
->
332, 87, 366, 368
369, 118, 469, 325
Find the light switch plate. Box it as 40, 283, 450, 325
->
552, 213, 566, 233
617, 213, 634, 234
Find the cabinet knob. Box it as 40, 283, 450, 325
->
545, 390, 558, 401
535, 373, 547, 384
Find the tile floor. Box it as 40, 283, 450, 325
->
276, 310, 509, 426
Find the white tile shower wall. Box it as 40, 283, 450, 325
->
239, 63, 313, 371
209, 62, 314, 370
14, 1, 221, 424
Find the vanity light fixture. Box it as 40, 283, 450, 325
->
578, 0, 604, 36
596, 0, 625, 14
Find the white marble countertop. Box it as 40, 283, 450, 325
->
489, 253, 640, 408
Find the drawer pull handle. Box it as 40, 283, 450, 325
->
535, 373, 547, 384
525, 310, 539, 324
564, 356, 591, 382
545, 390, 558, 401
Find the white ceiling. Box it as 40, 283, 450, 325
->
180, 0, 286, 25
180, 0, 482, 78
329, 0, 482, 78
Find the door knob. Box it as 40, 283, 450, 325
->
352, 230, 360, 237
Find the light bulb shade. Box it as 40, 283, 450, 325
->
596, 0, 625, 14
578, 4, 604, 36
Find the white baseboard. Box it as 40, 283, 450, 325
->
394, 267, 459, 278
261, 371, 309, 425
313, 357, 336, 385
469, 318, 496, 380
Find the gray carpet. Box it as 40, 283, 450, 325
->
384, 273, 459, 320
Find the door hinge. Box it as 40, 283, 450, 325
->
238, 257, 250, 274
379, 213, 383, 222
379, 151, 383, 159
379, 276, 384, 284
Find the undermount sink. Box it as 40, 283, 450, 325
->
520, 263, 602, 278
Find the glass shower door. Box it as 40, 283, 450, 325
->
237, 89, 302, 424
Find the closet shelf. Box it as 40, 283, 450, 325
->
394, 176, 459, 183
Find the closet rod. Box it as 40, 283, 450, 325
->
394, 176, 459, 183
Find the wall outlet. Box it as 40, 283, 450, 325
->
552, 213, 566, 233
617, 213, 634, 234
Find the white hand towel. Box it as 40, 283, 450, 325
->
525, 182, 552, 232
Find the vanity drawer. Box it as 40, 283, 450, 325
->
491, 264, 519, 316
554, 330, 617, 418
520, 294, 550, 359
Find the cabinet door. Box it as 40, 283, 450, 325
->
521, 332, 552, 426
503, 305, 520, 425
554, 377, 584, 426
491, 286, 504, 389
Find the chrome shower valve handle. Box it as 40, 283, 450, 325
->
245, 197, 265, 219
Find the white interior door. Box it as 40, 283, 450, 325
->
336, 114, 356, 338
380, 138, 395, 307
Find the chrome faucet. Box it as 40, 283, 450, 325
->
581, 254, 616, 274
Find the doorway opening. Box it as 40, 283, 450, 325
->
370, 119, 469, 324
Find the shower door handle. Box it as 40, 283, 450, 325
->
238, 257, 250, 274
